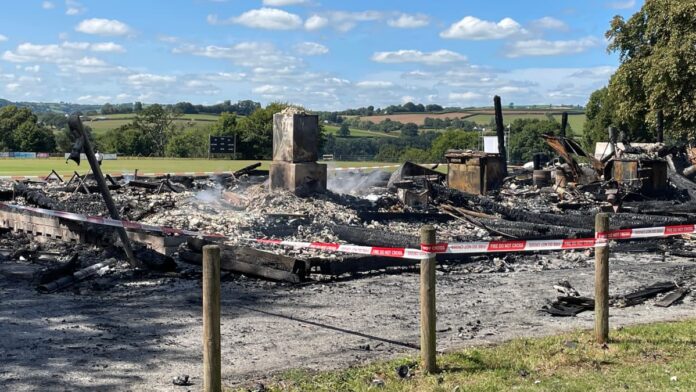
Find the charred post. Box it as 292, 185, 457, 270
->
493, 96, 508, 174
68, 115, 141, 268
656, 110, 664, 143
560, 112, 568, 138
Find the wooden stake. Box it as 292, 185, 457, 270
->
203, 245, 222, 392
595, 213, 610, 344
420, 225, 437, 373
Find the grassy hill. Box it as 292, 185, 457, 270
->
323, 125, 398, 138
85, 113, 220, 134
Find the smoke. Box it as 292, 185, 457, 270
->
328, 170, 390, 195
195, 189, 222, 204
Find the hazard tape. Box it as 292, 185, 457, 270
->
0, 202, 693, 259
0, 202, 226, 240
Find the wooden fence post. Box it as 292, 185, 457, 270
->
420, 225, 437, 373
595, 213, 610, 344
203, 245, 222, 392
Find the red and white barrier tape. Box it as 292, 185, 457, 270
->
1, 202, 693, 259
0, 202, 226, 239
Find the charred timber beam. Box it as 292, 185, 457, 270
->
656, 110, 664, 143
493, 95, 508, 174
233, 162, 262, 177
312, 255, 419, 276
69, 115, 140, 268
55, 184, 121, 193
179, 250, 302, 283
13, 183, 60, 210
560, 112, 568, 138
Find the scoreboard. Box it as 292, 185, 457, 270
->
209, 136, 235, 154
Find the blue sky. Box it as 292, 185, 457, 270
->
0, 0, 641, 110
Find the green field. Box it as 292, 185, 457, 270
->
324, 125, 398, 138
85, 113, 220, 134
0, 158, 393, 177
254, 319, 696, 392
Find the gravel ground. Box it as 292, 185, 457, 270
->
1, 251, 695, 391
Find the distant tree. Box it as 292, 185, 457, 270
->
401, 122, 419, 137
508, 102, 515, 109
338, 123, 351, 137
132, 104, 180, 156
583, 87, 619, 149
0, 106, 56, 152
234, 102, 289, 159
400, 147, 430, 163
508, 118, 559, 162
165, 128, 208, 157
606, 0, 696, 141
425, 104, 443, 112
211, 112, 237, 136
134, 101, 143, 113
174, 101, 197, 114
428, 130, 478, 162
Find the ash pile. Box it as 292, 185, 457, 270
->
0, 108, 695, 310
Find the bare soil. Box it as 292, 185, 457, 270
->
1, 251, 695, 391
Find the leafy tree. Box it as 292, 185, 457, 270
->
429, 130, 478, 162
98, 124, 153, 156
234, 102, 288, 159
0, 106, 56, 152
606, 0, 696, 141
132, 104, 180, 156
338, 123, 351, 137
401, 122, 419, 138
400, 148, 430, 163
374, 144, 402, 162
134, 101, 143, 113
508, 119, 558, 163
583, 87, 619, 149
425, 104, 443, 112
211, 112, 238, 136
165, 128, 208, 157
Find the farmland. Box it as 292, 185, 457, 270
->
323, 124, 398, 138
84, 113, 219, 134
357, 109, 586, 134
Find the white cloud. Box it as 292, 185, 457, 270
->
253, 84, 287, 94
387, 13, 429, 28
327, 11, 383, 32
42, 1, 55, 9
75, 18, 132, 36
305, 15, 328, 31
506, 37, 600, 57
90, 42, 126, 53
448, 92, 482, 101
173, 41, 302, 69
262, 0, 308, 6
2, 43, 67, 62
441, 16, 524, 40
77, 95, 111, 103
294, 41, 328, 55
24, 65, 40, 73
356, 80, 393, 88
607, 0, 636, 9
127, 73, 176, 86
372, 49, 467, 65
530, 17, 568, 31
212, 8, 303, 30
65, 0, 86, 15
0, 34, 7, 42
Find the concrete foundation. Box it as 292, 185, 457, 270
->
270, 162, 327, 195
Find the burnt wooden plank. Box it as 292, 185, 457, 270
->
179, 250, 302, 283
654, 288, 690, 307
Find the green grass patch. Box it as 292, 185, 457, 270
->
0, 158, 395, 176
85, 118, 215, 134
324, 125, 398, 138
242, 319, 696, 392
466, 113, 551, 126
551, 114, 586, 136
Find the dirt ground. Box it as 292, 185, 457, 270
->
1, 251, 695, 391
